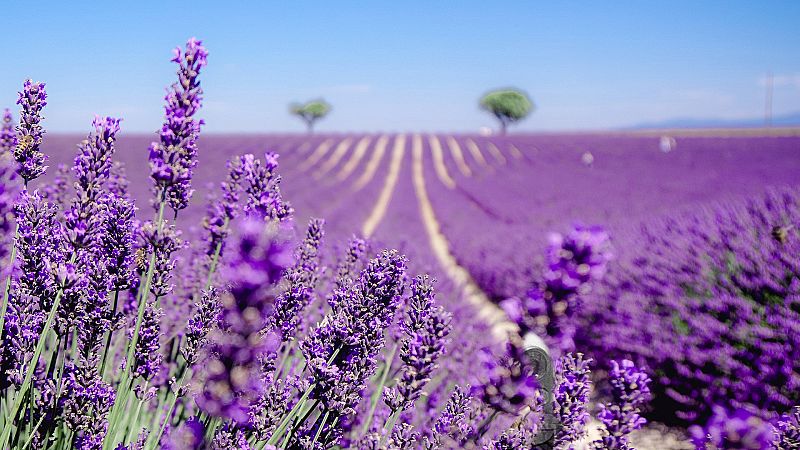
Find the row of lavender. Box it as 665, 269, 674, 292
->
0, 39, 701, 450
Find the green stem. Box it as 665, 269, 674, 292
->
476, 410, 500, 440
203, 229, 226, 290
125, 380, 149, 444
21, 413, 46, 450
310, 410, 330, 449
149, 369, 188, 449
266, 383, 316, 446
282, 398, 320, 449
360, 343, 398, 436
0, 283, 66, 449
105, 193, 167, 449
274, 341, 294, 379
379, 410, 400, 448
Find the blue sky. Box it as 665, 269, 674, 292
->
1, 1, 799, 133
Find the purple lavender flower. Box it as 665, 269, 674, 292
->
13, 80, 48, 183
138, 221, 184, 298
211, 423, 254, 450
484, 428, 530, 450
239, 153, 293, 221
385, 275, 452, 413
62, 298, 116, 448
388, 423, 418, 450
148, 38, 208, 211
2, 191, 65, 386
773, 407, 800, 449
690, 406, 776, 450
181, 287, 220, 366
422, 384, 472, 448
272, 218, 325, 340
553, 353, 592, 447
101, 193, 137, 291
195, 218, 292, 424
473, 340, 540, 415
334, 236, 367, 291
249, 373, 297, 440
129, 298, 163, 381
65, 116, 122, 249
61, 361, 116, 450
593, 359, 651, 450
301, 250, 407, 417
503, 224, 612, 356
1, 108, 16, 154
201, 156, 246, 262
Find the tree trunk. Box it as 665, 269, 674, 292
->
307, 120, 314, 135
499, 120, 507, 136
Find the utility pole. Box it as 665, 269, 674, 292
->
765, 72, 773, 127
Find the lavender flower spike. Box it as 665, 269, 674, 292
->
385, 275, 452, 413
195, 218, 293, 424
1, 108, 16, 154
14, 80, 48, 183
592, 359, 651, 450
552, 353, 592, 447
773, 407, 800, 449
148, 38, 208, 211
65, 116, 122, 249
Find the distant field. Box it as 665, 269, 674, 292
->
40, 131, 800, 302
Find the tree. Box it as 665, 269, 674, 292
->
479, 89, 533, 135
290, 100, 331, 134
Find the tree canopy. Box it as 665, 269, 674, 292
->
290, 99, 331, 133
479, 89, 534, 134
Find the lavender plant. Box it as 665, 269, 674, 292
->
148, 38, 208, 213
14, 80, 48, 184
502, 224, 612, 356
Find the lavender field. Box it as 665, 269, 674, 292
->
1, 34, 800, 450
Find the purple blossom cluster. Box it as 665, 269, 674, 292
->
592, 359, 652, 449
13, 80, 48, 183
580, 188, 800, 423
552, 353, 592, 447
302, 249, 407, 418
271, 218, 325, 340
148, 38, 208, 212
239, 153, 294, 221
384, 275, 452, 413
502, 224, 612, 356
195, 219, 292, 424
